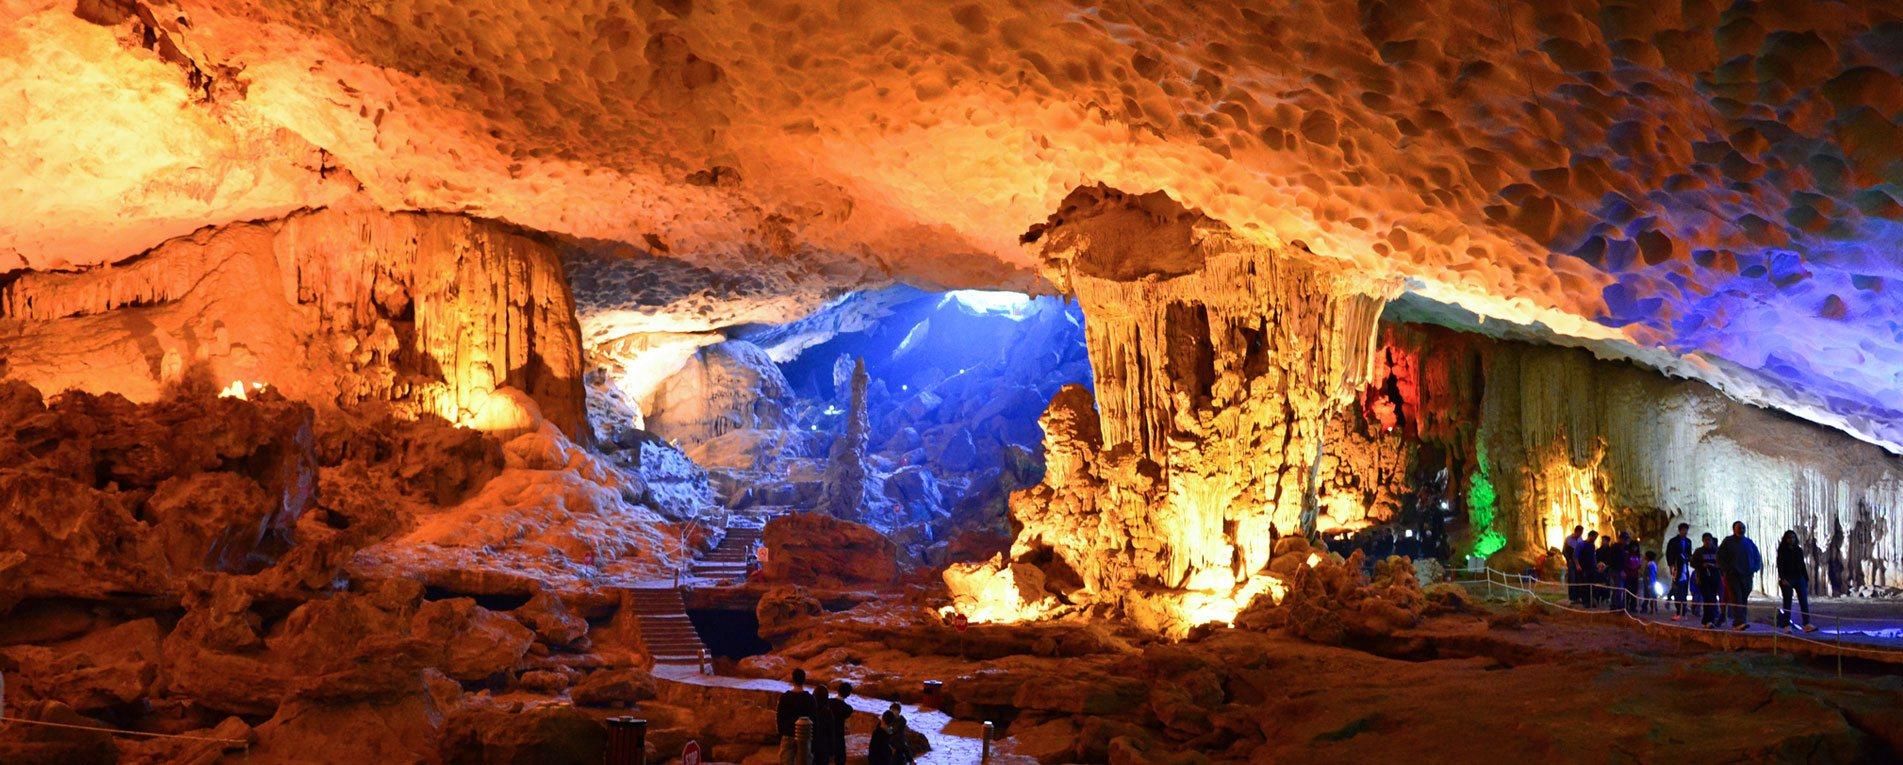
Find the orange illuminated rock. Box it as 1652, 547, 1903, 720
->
956, 188, 1394, 636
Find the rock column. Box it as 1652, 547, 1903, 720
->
993, 187, 1399, 633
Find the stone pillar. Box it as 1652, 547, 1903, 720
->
1002, 185, 1399, 634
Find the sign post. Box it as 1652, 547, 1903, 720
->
682, 740, 701, 765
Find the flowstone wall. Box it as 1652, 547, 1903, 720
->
1474, 341, 1900, 595
0, 206, 589, 440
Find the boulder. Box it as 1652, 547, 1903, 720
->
514, 589, 589, 647
0, 618, 164, 712
410, 599, 535, 681
571, 667, 658, 707
440, 703, 606, 765
756, 586, 824, 641
759, 513, 901, 589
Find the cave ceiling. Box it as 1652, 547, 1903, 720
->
3, 0, 1902, 450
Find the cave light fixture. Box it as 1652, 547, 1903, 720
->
217, 380, 267, 400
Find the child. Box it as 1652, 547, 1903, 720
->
1642, 550, 1661, 614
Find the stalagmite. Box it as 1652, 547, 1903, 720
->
956, 186, 1400, 635
817, 357, 874, 520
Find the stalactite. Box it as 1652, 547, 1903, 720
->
966, 186, 1400, 636
0, 208, 589, 441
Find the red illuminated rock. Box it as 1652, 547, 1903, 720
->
759, 512, 902, 590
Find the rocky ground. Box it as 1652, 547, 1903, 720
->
0, 381, 715, 763
749, 545, 1903, 764
5, 382, 1900, 764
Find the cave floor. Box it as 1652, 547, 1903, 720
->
747, 596, 1903, 763
651, 663, 996, 764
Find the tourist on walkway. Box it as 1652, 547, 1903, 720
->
887, 703, 916, 764
1618, 531, 1643, 613
812, 685, 836, 765
1716, 521, 1762, 630
869, 711, 894, 765
826, 682, 853, 765
776, 669, 816, 765
1579, 531, 1600, 606
1776, 530, 1819, 633
1665, 523, 1693, 620
1691, 533, 1722, 627
1641, 550, 1660, 614
1563, 525, 1585, 604
1603, 533, 1628, 611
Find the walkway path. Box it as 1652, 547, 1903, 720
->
651, 663, 1015, 764
691, 518, 763, 583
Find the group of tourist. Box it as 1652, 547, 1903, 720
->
774, 669, 916, 765
1561, 520, 1820, 633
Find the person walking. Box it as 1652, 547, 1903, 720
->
1716, 521, 1762, 630
1776, 530, 1819, 633
775, 669, 817, 765
1691, 533, 1722, 627
1665, 523, 1693, 620
812, 685, 836, 765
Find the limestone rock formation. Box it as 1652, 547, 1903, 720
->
641, 340, 791, 447
0, 382, 318, 599
957, 187, 1398, 635
759, 512, 901, 590
817, 357, 876, 520
0, 207, 589, 442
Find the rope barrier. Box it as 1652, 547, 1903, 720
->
0, 716, 250, 747
1446, 567, 1903, 666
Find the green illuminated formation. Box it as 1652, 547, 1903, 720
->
1468, 440, 1507, 559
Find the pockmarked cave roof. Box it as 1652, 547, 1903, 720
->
3, 0, 1901, 450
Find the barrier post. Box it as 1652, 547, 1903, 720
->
605, 717, 648, 765
982, 721, 994, 763
794, 717, 813, 765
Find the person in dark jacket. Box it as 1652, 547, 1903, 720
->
1776, 530, 1819, 632
1563, 526, 1585, 604
1602, 533, 1627, 611
869, 711, 894, 765
1618, 531, 1643, 613
812, 685, 835, 765
1715, 521, 1762, 630
826, 682, 853, 765
1575, 536, 1590, 605
775, 669, 816, 765
1665, 523, 1694, 620
1690, 533, 1723, 627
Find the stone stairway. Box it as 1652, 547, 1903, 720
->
626, 587, 708, 665
630, 516, 774, 665
689, 519, 764, 582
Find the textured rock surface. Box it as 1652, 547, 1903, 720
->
963, 188, 1397, 634
759, 512, 902, 590
766, 597, 1903, 764
1, 206, 589, 441
8, 0, 1903, 450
